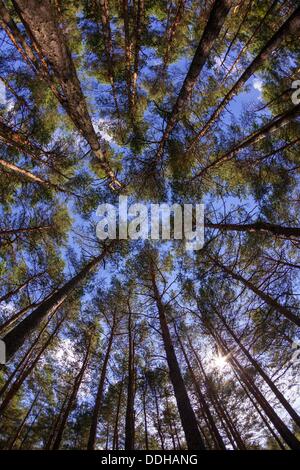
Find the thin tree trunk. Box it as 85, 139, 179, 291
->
132, 0, 144, 107
0, 272, 44, 304
206, 219, 300, 238
220, 0, 253, 67
44, 392, 70, 450
162, 0, 185, 71
236, 373, 286, 450
153, 386, 165, 450
19, 407, 41, 449
209, 255, 300, 327
142, 382, 149, 450
122, 0, 133, 112
0, 225, 52, 237
223, 0, 280, 81
112, 376, 124, 451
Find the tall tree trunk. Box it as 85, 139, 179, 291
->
209, 255, 300, 327
19, 407, 41, 449
190, 338, 246, 450
87, 324, 115, 449
162, 0, 185, 71
236, 372, 286, 450
153, 386, 165, 450
112, 376, 124, 451
188, 5, 300, 149
150, 261, 205, 450
220, 0, 253, 67
125, 300, 135, 450
132, 0, 144, 107
155, 0, 232, 161
122, 0, 133, 112
44, 392, 70, 450
2, 246, 110, 361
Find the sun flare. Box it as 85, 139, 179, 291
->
213, 354, 228, 370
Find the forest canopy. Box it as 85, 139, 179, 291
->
0, 0, 300, 451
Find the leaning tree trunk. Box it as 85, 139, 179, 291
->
192, 103, 300, 179
187, 5, 300, 150
209, 255, 300, 327
213, 305, 300, 427
1, 245, 111, 361
12, 0, 119, 186
205, 219, 300, 239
